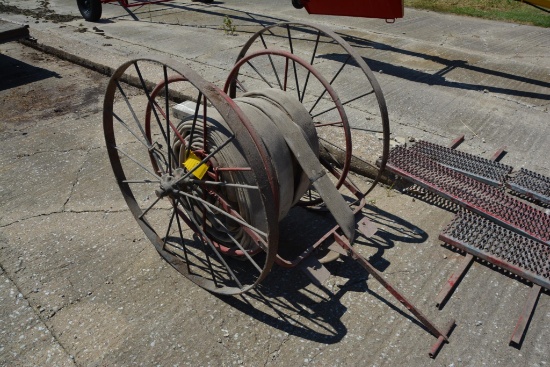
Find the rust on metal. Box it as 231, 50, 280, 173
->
507, 168, 550, 205
434, 253, 474, 309
440, 210, 550, 290
387, 146, 550, 245
407, 140, 513, 186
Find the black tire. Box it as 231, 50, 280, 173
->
77, 0, 102, 22
291, 0, 303, 9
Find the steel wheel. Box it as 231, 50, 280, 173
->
103, 58, 279, 295
231, 22, 390, 197
224, 49, 352, 206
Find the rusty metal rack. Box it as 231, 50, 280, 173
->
440, 209, 549, 290
408, 140, 512, 186
386, 139, 549, 349
388, 145, 550, 245
507, 168, 550, 205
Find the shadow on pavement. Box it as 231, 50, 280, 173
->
213, 203, 431, 344
0, 53, 60, 91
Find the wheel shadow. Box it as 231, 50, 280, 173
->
104, 2, 550, 103
213, 203, 432, 344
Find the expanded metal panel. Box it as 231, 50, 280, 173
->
387, 146, 550, 245
409, 140, 513, 185
440, 210, 550, 290
507, 168, 550, 205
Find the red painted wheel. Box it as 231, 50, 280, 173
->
224, 49, 352, 206
104, 58, 279, 294
230, 22, 390, 199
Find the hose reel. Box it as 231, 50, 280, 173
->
103, 22, 453, 356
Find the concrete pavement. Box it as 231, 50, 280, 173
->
0, 1, 549, 366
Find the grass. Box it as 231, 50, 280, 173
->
404, 0, 550, 27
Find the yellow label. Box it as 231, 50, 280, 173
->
183, 151, 209, 180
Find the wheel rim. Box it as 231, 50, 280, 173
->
231, 22, 390, 197
224, 49, 352, 205
103, 57, 279, 295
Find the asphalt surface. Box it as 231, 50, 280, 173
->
0, 1, 549, 366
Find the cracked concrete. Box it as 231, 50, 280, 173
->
1, 2, 549, 367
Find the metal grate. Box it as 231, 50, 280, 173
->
440, 210, 550, 290
409, 140, 512, 185
507, 168, 550, 205
387, 146, 550, 245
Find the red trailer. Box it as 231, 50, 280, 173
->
77, 0, 404, 22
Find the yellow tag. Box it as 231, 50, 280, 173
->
183, 151, 209, 180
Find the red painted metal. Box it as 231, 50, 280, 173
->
448, 135, 465, 149
387, 146, 550, 245
302, 0, 404, 19
408, 140, 513, 186
433, 145, 508, 310
434, 253, 473, 309
338, 234, 455, 357
101, 0, 173, 7
439, 210, 550, 290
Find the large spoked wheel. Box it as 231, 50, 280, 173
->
224, 49, 352, 206
231, 22, 390, 197
77, 0, 102, 22
103, 58, 279, 295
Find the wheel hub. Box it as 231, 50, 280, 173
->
155, 169, 186, 198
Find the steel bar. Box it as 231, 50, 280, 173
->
407, 140, 513, 186
448, 135, 465, 149
490, 146, 507, 162
336, 233, 454, 345
509, 284, 542, 348
434, 145, 506, 309
439, 210, 550, 290
506, 168, 550, 205
429, 319, 456, 358
387, 147, 550, 245
435, 253, 474, 309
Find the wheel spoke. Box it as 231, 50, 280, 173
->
174, 190, 268, 238
286, 25, 301, 100
115, 81, 148, 142
202, 95, 208, 152
186, 179, 259, 190
113, 145, 160, 180
246, 60, 273, 88
133, 61, 178, 168
175, 135, 235, 185
185, 91, 203, 161
181, 199, 244, 289
174, 206, 192, 274
163, 65, 172, 174
311, 90, 374, 119
259, 34, 283, 90
122, 179, 159, 184
308, 54, 351, 114
299, 30, 321, 103
179, 198, 220, 287
112, 112, 152, 150
208, 212, 264, 274
314, 121, 344, 127
138, 195, 162, 219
